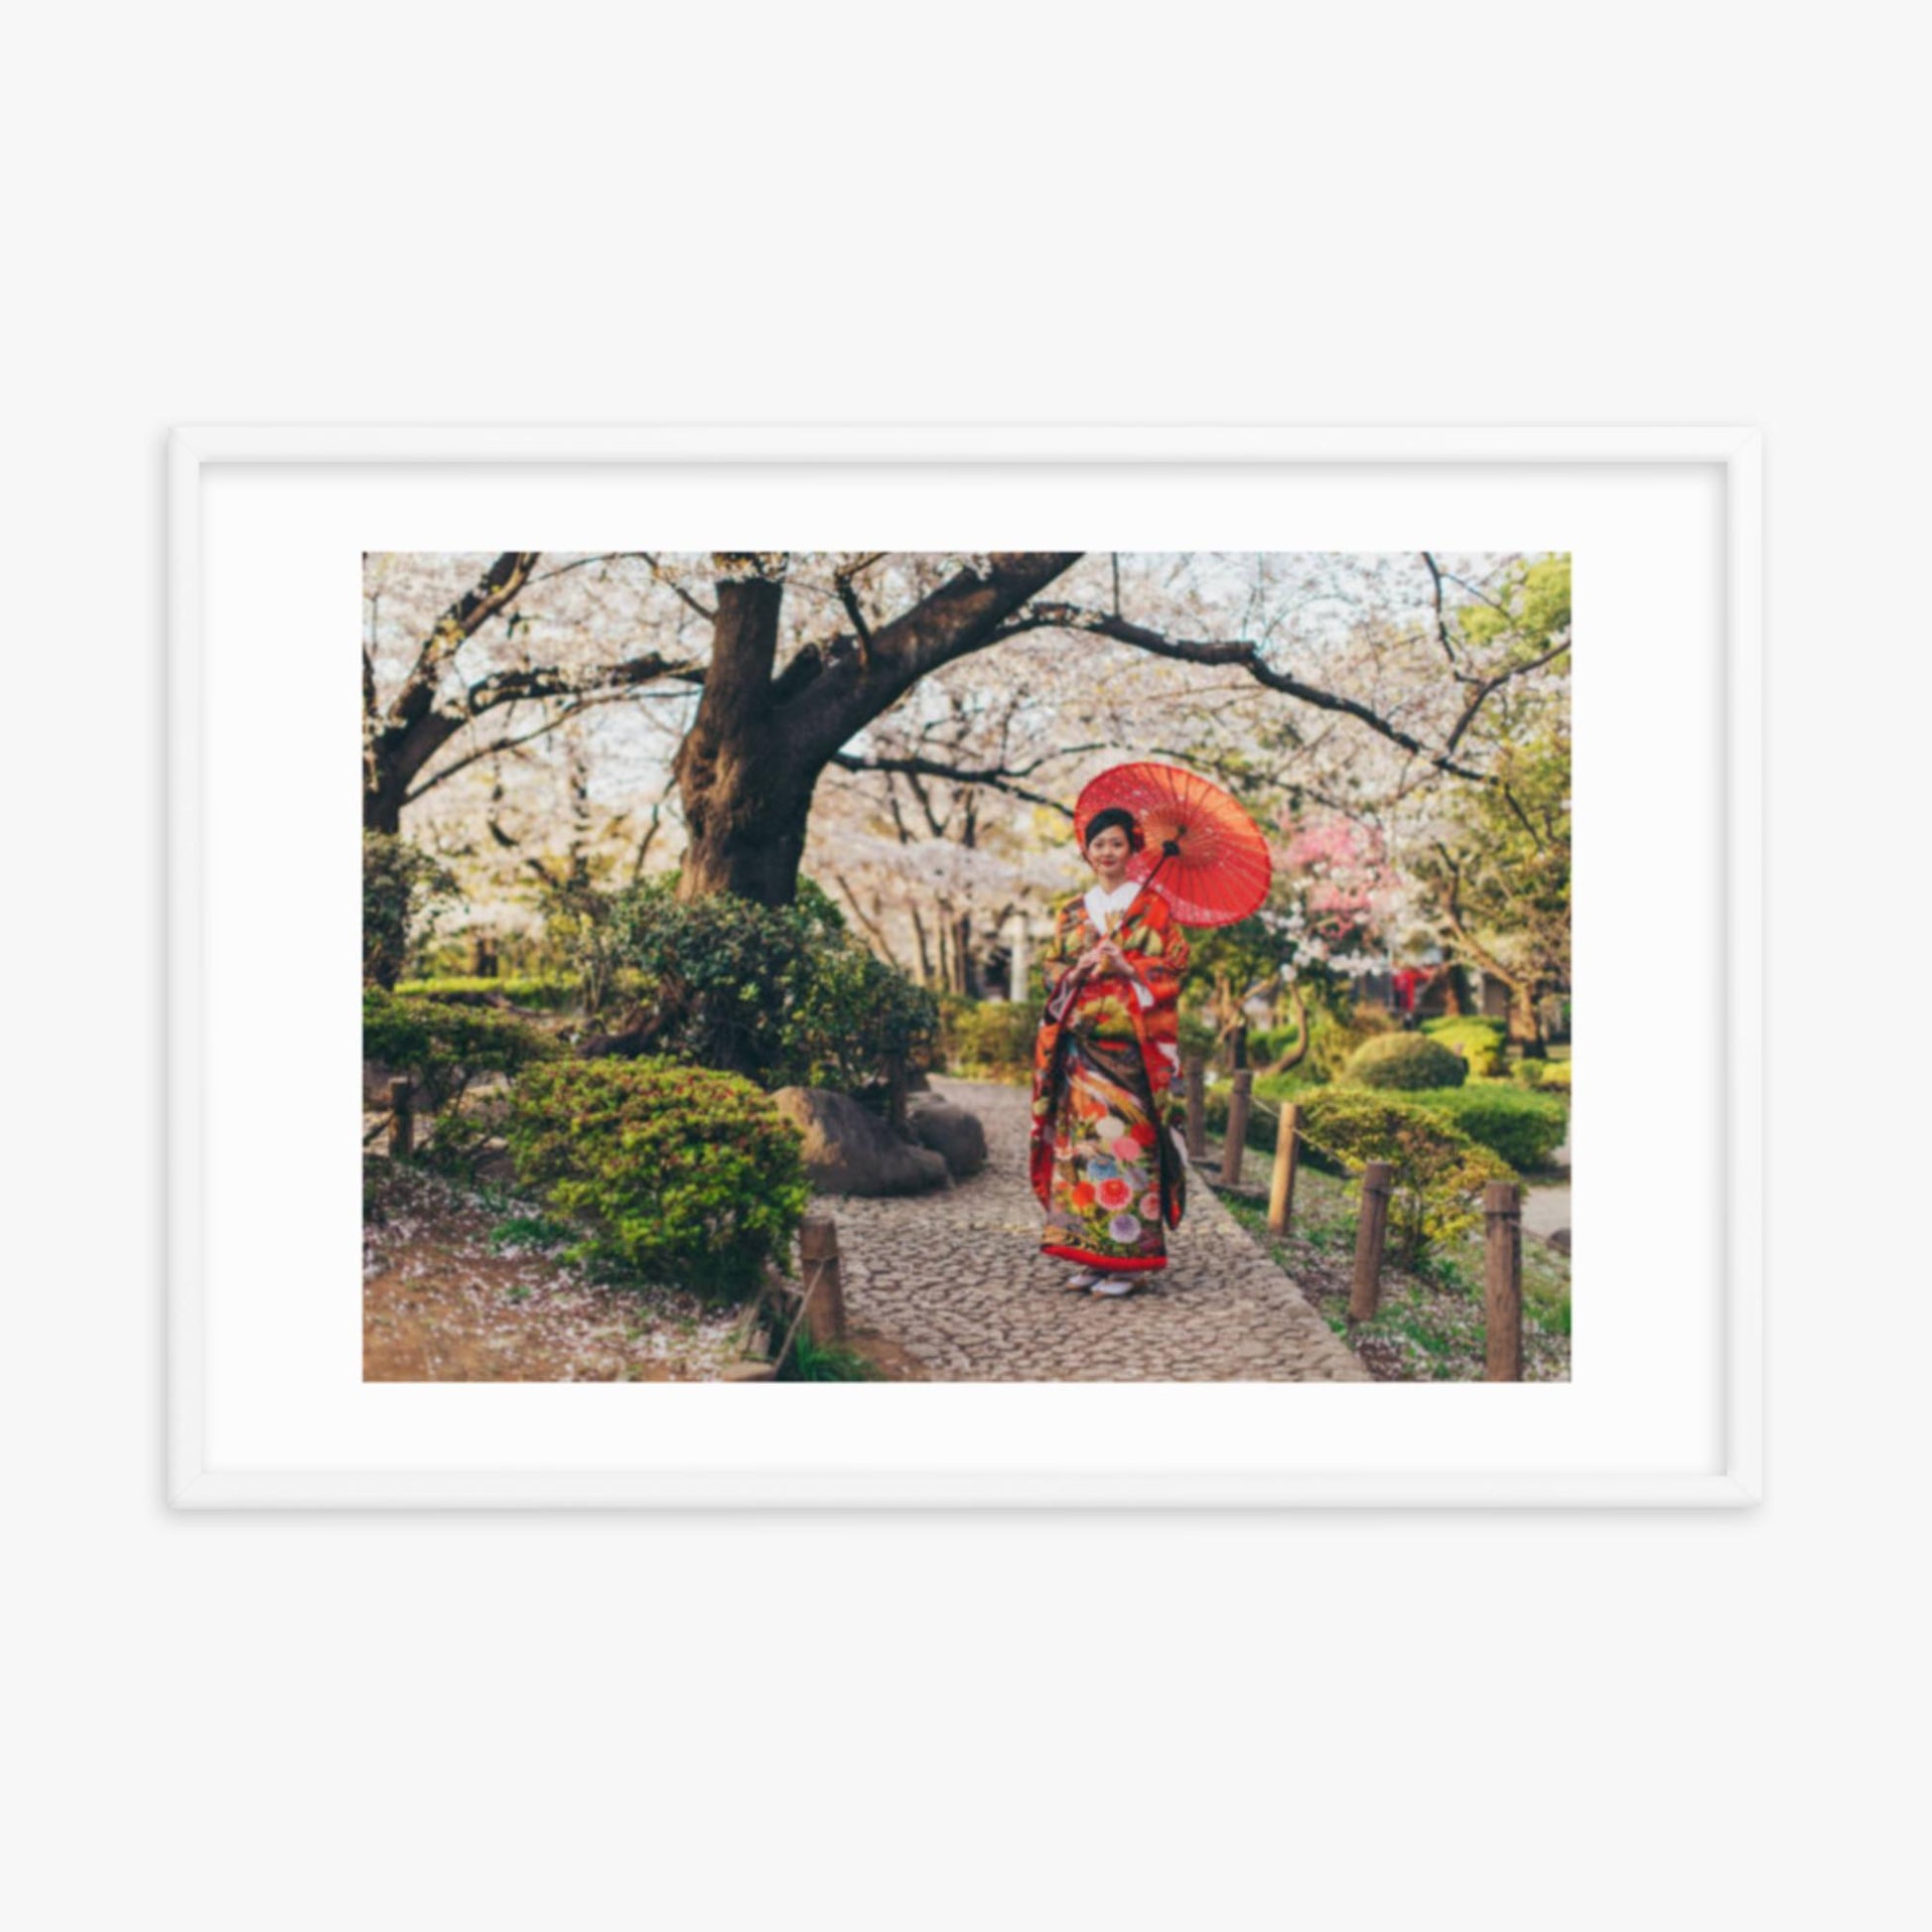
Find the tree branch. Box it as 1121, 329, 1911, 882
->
828, 750, 1077, 816
1007, 602, 1492, 783
1422, 551, 1461, 673
783, 553, 1082, 764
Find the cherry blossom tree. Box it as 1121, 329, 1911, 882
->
362, 552, 1570, 1000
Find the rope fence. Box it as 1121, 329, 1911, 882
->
723, 1214, 849, 1383
1179, 1053, 1525, 1380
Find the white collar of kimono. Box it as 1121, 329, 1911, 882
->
1084, 877, 1142, 929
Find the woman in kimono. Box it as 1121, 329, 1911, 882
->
1029, 806, 1192, 1295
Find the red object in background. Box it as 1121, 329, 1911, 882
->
1392, 966, 1425, 1013
1073, 760, 1273, 928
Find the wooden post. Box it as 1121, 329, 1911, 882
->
797, 1215, 848, 1346
1267, 1102, 1301, 1237
1483, 1180, 1524, 1381
1183, 1053, 1206, 1162
1348, 1160, 1393, 1321
1219, 1069, 1253, 1186
884, 1052, 907, 1132
388, 1077, 413, 1159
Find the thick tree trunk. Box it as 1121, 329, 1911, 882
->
670, 576, 815, 906
674, 781, 815, 904
363, 712, 461, 833
1507, 980, 1548, 1056
672, 553, 1081, 908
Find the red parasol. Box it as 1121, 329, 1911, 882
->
1073, 761, 1273, 928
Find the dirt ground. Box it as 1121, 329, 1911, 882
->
362, 1155, 748, 1382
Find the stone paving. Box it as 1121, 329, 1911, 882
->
818, 1076, 1370, 1383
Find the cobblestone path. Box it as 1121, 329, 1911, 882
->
823, 1076, 1370, 1382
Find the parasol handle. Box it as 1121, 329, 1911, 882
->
1144, 830, 1185, 887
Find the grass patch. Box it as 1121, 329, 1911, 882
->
780, 1330, 885, 1381
1217, 1167, 1571, 1383
488, 1212, 575, 1253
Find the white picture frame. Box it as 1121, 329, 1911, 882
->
168, 426, 1761, 1509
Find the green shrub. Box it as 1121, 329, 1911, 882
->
504, 1057, 809, 1302
788, 941, 941, 1093
605, 878, 936, 1091
362, 833, 460, 989
1341, 1033, 1468, 1091
394, 973, 587, 1013
1196, 1069, 1318, 1156
1246, 1021, 1300, 1065
1297, 1088, 1513, 1264
937, 998, 1038, 1077
1300, 1001, 1397, 1080
363, 987, 562, 1111
780, 1330, 884, 1381
1176, 1011, 1219, 1060
1405, 1084, 1568, 1171
1421, 1016, 1508, 1077
1512, 1056, 1573, 1092
415, 1111, 496, 1182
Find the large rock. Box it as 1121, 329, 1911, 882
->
769, 1087, 951, 1196
906, 1093, 987, 1179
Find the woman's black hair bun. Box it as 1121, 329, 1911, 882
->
1082, 806, 1145, 853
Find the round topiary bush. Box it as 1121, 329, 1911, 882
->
504, 1057, 809, 1303
1421, 1016, 1508, 1078
1340, 1032, 1469, 1091
1297, 1087, 1512, 1264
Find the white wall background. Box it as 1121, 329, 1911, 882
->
3, 5, 1920, 1927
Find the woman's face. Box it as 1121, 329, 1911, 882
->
1085, 824, 1133, 879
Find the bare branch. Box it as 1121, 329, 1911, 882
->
830, 871, 904, 969
637, 554, 719, 622
1422, 552, 1461, 672
829, 750, 1076, 817
1006, 602, 1492, 783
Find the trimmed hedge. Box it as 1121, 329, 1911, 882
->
362, 987, 562, 1110
395, 973, 585, 1012
1421, 1016, 1508, 1078
1302, 1002, 1398, 1081
1404, 1084, 1568, 1171
1341, 1033, 1468, 1091
1195, 1069, 1319, 1155
1512, 1057, 1573, 1092
504, 1057, 808, 1302
1297, 1088, 1513, 1263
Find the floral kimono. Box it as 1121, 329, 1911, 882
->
1030, 879, 1191, 1272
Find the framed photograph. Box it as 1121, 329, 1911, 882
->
168, 426, 1760, 1507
